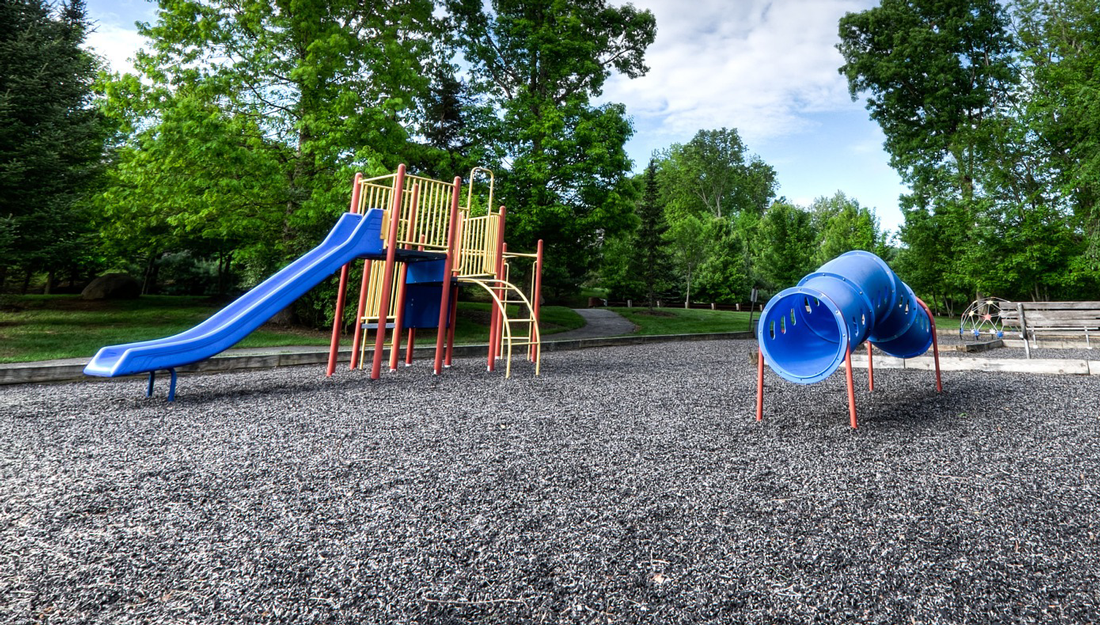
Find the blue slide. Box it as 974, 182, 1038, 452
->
84, 211, 385, 397
757, 251, 933, 384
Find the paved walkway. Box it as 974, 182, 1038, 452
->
545, 308, 636, 341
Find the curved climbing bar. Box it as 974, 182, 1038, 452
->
757, 251, 933, 384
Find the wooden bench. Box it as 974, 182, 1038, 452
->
1000, 301, 1100, 357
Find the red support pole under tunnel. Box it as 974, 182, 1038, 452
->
867, 341, 874, 392
755, 348, 765, 422
844, 347, 857, 429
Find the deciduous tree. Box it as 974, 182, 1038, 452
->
447, 0, 656, 295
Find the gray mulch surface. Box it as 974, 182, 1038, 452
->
2, 341, 1099, 624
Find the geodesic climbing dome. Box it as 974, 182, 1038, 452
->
959, 297, 1011, 339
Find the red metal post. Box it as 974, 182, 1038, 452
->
434, 178, 463, 375
405, 329, 415, 366
867, 341, 874, 392
755, 348, 765, 422
349, 259, 373, 370
326, 172, 363, 376
327, 265, 351, 377
371, 164, 406, 380
917, 298, 943, 392
529, 239, 544, 362
845, 346, 858, 429
387, 185, 419, 372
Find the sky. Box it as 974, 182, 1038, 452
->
81, 0, 909, 234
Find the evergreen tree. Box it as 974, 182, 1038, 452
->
631, 161, 672, 308
0, 0, 107, 291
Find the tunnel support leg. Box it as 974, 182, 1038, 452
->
867, 341, 874, 392
844, 347, 857, 429
917, 298, 943, 393
755, 348, 765, 422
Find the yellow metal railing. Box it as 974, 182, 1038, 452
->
355, 172, 456, 252
353, 167, 507, 277
395, 174, 456, 251
359, 259, 399, 325
464, 167, 495, 218
457, 212, 500, 277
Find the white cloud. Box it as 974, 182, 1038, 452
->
84, 21, 147, 75
83, 1, 157, 75
600, 0, 874, 146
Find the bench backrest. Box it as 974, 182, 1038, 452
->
1001, 301, 1100, 330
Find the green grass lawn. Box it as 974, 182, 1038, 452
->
611, 306, 755, 335
0, 295, 585, 364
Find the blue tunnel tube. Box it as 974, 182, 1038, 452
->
757, 251, 933, 384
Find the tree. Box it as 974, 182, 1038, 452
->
1015, 0, 1100, 273
657, 128, 776, 221
838, 0, 1017, 198
630, 161, 672, 308
0, 0, 108, 291
446, 0, 656, 295
809, 192, 884, 266
96, 81, 288, 293
665, 214, 710, 307
838, 0, 1023, 300
693, 217, 751, 304
753, 201, 817, 291
97, 0, 436, 311
108, 0, 437, 252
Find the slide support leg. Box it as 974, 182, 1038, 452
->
147, 371, 155, 397
168, 369, 177, 402
372, 165, 407, 380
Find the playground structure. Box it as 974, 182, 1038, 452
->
84, 165, 543, 400
326, 165, 543, 380
754, 251, 942, 428
959, 297, 1010, 340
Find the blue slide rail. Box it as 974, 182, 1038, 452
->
84, 210, 385, 397
757, 251, 933, 384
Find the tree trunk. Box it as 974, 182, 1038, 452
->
44, 270, 56, 295
21, 269, 32, 294
142, 255, 159, 295
684, 269, 692, 308
217, 251, 233, 295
